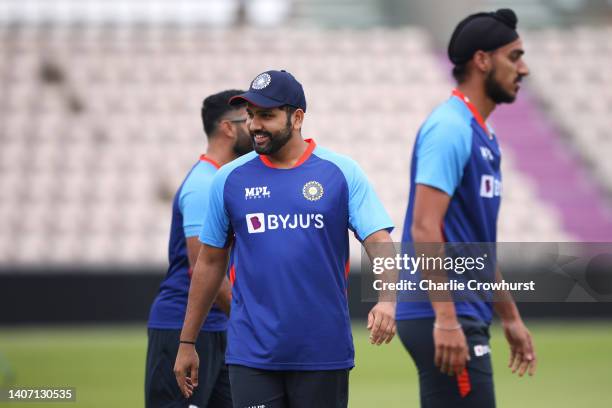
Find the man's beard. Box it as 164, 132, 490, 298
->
485, 68, 518, 104
233, 128, 254, 156
251, 117, 293, 155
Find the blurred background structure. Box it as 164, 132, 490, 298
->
1, 0, 612, 315
0, 1, 612, 308
1, 1, 612, 407
2, 0, 612, 270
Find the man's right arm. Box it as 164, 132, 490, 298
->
186, 236, 232, 316
412, 184, 469, 376
182, 167, 233, 318
409, 118, 472, 376
174, 243, 229, 398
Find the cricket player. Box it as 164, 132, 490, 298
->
174, 70, 396, 408
397, 9, 537, 408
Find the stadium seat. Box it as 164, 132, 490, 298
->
0, 24, 591, 265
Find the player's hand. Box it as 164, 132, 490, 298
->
502, 319, 537, 377
367, 302, 396, 345
433, 323, 470, 376
174, 343, 200, 398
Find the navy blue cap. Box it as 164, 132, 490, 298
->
229, 70, 307, 112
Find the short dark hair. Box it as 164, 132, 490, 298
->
452, 63, 469, 84
201, 89, 246, 137
282, 105, 300, 129
283, 105, 297, 116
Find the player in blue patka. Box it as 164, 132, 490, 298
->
174, 70, 397, 408
397, 9, 537, 408
146, 89, 252, 408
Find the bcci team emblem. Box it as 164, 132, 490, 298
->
302, 181, 324, 201
251, 73, 271, 90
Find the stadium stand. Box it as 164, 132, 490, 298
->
525, 26, 612, 192
3, 22, 609, 266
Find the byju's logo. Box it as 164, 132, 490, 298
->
246, 213, 266, 233
480, 175, 502, 198
245, 213, 324, 234
245, 186, 271, 200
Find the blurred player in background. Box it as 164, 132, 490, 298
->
146, 89, 252, 408
396, 9, 536, 408
174, 70, 396, 408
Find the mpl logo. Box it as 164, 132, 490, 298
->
480, 175, 502, 198
245, 186, 271, 200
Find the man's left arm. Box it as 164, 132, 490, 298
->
493, 267, 537, 377
363, 230, 398, 346
342, 157, 396, 345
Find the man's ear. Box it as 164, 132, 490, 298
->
473, 50, 492, 74
292, 109, 304, 131
219, 120, 235, 140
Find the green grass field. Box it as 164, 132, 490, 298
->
0, 321, 611, 407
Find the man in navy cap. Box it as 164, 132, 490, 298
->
174, 70, 397, 407
397, 9, 536, 408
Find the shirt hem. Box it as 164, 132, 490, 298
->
225, 356, 354, 371
396, 310, 484, 322
148, 323, 227, 332
183, 228, 201, 237
357, 223, 395, 242
414, 179, 454, 197
199, 235, 226, 248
